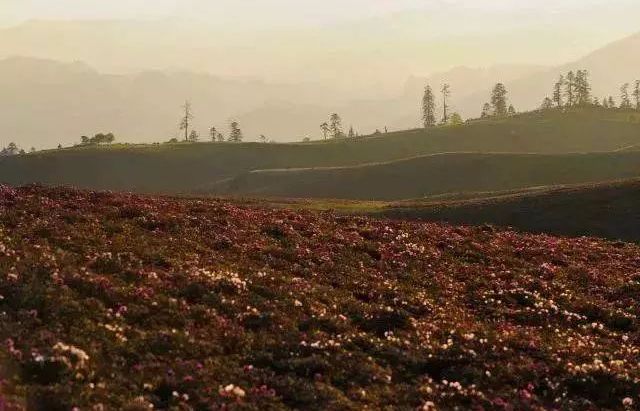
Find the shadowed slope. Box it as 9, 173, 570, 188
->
380, 179, 640, 243
218, 151, 640, 200
2, 109, 640, 195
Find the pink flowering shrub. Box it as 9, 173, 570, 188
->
0, 185, 639, 409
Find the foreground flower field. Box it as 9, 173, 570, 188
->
0, 185, 639, 410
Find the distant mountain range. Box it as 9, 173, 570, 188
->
0, 57, 337, 147
457, 31, 640, 119
0, 56, 546, 148
0, 27, 638, 148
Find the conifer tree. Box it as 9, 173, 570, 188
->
553, 75, 564, 108
481, 102, 492, 118
441, 84, 451, 124
209, 126, 217, 142
422, 85, 437, 128
574, 70, 591, 106
620, 83, 632, 109
633, 80, 640, 110
565, 71, 576, 107
329, 114, 343, 138
490, 83, 508, 117
229, 121, 243, 142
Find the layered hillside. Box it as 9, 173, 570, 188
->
381, 179, 640, 243
2, 109, 640, 195
0, 185, 639, 409
220, 151, 640, 200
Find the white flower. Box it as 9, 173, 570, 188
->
623, 397, 633, 407
223, 384, 246, 397
421, 401, 437, 410
52, 342, 90, 369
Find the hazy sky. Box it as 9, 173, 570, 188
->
2, 0, 640, 92
2, 0, 640, 148
3, 0, 640, 28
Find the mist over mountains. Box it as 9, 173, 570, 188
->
0, 17, 639, 148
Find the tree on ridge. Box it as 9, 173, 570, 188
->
320, 122, 329, 140
179, 101, 194, 142
481, 102, 492, 118
634, 80, 640, 110
620, 83, 632, 109
449, 112, 463, 126
422, 85, 436, 128
329, 113, 343, 139
490, 83, 508, 117
441, 84, 451, 124
229, 121, 243, 142
553, 75, 564, 108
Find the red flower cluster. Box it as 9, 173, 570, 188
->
0, 185, 639, 410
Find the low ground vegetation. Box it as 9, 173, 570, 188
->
0, 185, 639, 409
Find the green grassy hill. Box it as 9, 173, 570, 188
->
2, 108, 640, 194
377, 179, 640, 243
218, 151, 640, 200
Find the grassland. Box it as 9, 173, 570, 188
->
232, 179, 640, 243
220, 151, 640, 200
2, 108, 640, 195
2, 185, 640, 410
377, 178, 640, 243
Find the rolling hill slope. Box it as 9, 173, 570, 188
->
217, 151, 640, 200
2, 108, 640, 195
379, 179, 640, 242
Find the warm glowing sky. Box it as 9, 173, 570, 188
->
2, 0, 640, 147
3, 0, 640, 28
2, 0, 640, 90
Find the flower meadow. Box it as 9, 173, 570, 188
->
0, 185, 639, 410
